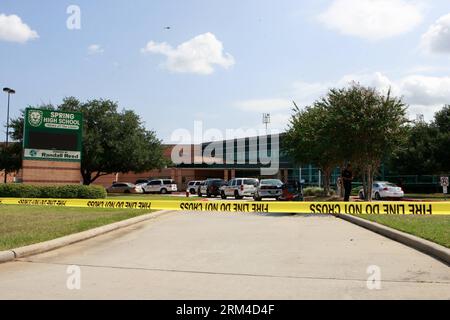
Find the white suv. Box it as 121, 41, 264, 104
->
220, 178, 259, 199
187, 181, 203, 194
142, 179, 178, 194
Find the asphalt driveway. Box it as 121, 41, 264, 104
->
0, 211, 448, 299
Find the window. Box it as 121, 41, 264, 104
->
149, 181, 161, 186
163, 180, 173, 185
385, 183, 397, 187
244, 179, 258, 186
114, 184, 126, 188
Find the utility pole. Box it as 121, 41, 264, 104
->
3, 87, 16, 184
262, 113, 271, 134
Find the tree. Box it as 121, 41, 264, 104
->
326, 84, 408, 201
389, 122, 438, 175
285, 84, 408, 200
390, 105, 450, 175
285, 103, 339, 196
0, 142, 22, 178
433, 105, 450, 174
10, 97, 167, 185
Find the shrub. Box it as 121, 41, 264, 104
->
303, 187, 336, 197
0, 184, 107, 199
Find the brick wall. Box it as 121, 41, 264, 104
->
22, 160, 82, 185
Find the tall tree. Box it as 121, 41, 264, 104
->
10, 97, 167, 185
389, 122, 438, 175
389, 105, 450, 176
0, 142, 22, 178
285, 103, 339, 196
326, 84, 408, 200
434, 105, 450, 174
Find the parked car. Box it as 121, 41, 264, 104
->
107, 182, 143, 194
135, 178, 150, 186
220, 178, 259, 200
278, 181, 304, 202
142, 179, 178, 194
187, 181, 204, 194
359, 182, 404, 200
253, 179, 284, 201
199, 179, 227, 198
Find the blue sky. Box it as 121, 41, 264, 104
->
1, 0, 450, 142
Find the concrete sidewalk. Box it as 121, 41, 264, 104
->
0, 212, 448, 299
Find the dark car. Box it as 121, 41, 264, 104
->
278, 181, 304, 202
198, 179, 227, 198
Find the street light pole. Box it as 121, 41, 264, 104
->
3, 87, 15, 184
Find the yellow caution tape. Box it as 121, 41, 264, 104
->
0, 198, 449, 215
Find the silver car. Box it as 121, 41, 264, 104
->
359, 181, 405, 200
253, 179, 284, 201
106, 183, 143, 194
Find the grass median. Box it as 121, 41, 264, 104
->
404, 194, 450, 201
0, 206, 155, 251
356, 215, 450, 248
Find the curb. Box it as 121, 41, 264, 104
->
0, 210, 174, 264
337, 214, 450, 265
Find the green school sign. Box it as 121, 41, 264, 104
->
23, 108, 83, 162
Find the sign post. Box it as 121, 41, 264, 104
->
22, 108, 83, 185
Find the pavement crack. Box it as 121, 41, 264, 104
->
19, 260, 450, 285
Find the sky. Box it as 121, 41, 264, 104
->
1, 0, 450, 143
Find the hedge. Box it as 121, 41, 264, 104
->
0, 184, 107, 199
303, 187, 336, 197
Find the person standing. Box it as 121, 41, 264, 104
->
342, 164, 354, 202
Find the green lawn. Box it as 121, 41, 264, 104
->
357, 215, 450, 248
0, 206, 154, 251
404, 194, 450, 200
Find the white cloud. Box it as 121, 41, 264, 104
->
88, 44, 104, 55
318, 0, 423, 40
235, 99, 293, 112
337, 72, 450, 120
292, 81, 331, 104
0, 13, 38, 43
235, 72, 450, 125
337, 71, 399, 95
141, 32, 235, 75
400, 75, 450, 105
421, 13, 450, 54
